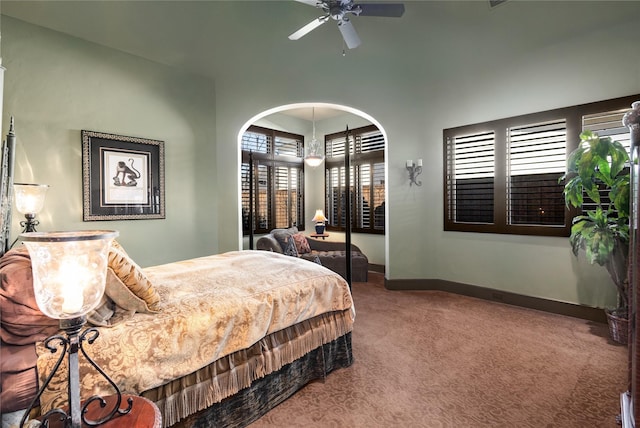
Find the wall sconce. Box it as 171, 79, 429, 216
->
311, 209, 328, 234
19, 230, 133, 428
13, 183, 49, 232
406, 159, 422, 186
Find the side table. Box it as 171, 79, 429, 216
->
310, 233, 330, 240
38, 394, 161, 428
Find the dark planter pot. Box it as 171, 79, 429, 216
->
605, 308, 629, 345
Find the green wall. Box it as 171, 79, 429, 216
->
4, 2, 640, 309
2, 17, 217, 267
212, 6, 640, 309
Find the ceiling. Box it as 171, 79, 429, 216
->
2, 1, 639, 121
3, 1, 639, 81
275, 106, 344, 122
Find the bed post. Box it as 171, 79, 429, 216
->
249, 150, 254, 250
0, 116, 16, 256
344, 125, 352, 288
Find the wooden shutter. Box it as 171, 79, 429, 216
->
506, 120, 566, 226
445, 131, 495, 225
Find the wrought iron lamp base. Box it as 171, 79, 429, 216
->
20, 315, 133, 428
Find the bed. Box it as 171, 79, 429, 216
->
0, 242, 355, 427
0, 120, 355, 427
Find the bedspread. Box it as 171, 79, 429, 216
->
36, 250, 355, 413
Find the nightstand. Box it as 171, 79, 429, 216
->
38, 394, 161, 428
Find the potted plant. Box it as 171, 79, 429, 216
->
561, 130, 630, 344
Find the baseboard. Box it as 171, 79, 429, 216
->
384, 278, 607, 323
368, 263, 385, 274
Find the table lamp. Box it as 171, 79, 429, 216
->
312, 209, 328, 234
13, 183, 49, 233
19, 230, 133, 428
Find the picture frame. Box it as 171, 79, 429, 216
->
82, 130, 165, 221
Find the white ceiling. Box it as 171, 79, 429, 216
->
2, 1, 639, 121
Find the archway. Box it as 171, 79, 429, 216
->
237, 102, 389, 273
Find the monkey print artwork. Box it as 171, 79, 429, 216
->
113, 158, 141, 187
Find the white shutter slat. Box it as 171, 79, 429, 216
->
507, 119, 566, 226
446, 132, 495, 224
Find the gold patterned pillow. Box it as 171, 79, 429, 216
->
108, 241, 160, 312
104, 268, 157, 313
88, 268, 157, 327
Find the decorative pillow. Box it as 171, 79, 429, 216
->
108, 242, 160, 312
1, 343, 40, 413
292, 233, 311, 254
312, 255, 322, 265
88, 267, 157, 327
283, 236, 299, 257
87, 294, 115, 327
103, 267, 156, 314
272, 227, 298, 252
0, 246, 59, 346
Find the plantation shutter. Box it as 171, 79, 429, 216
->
324, 125, 385, 233
241, 126, 304, 235
583, 109, 631, 149
506, 120, 567, 226
445, 131, 495, 224
372, 161, 385, 230
361, 130, 385, 153
274, 135, 303, 157
581, 108, 632, 213
443, 93, 638, 237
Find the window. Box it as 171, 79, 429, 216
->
443, 94, 639, 236
241, 125, 304, 235
325, 125, 385, 234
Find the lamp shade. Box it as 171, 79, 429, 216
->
311, 209, 327, 223
304, 154, 324, 168
20, 230, 118, 319
13, 183, 49, 215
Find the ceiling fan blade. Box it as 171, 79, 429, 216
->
289, 16, 328, 40
338, 20, 361, 49
294, 0, 323, 7
356, 3, 405, 17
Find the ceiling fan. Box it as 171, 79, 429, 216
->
288, 0, 405, 50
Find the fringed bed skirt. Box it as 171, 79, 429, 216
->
174, 332, 353, 428
142, 310, 354, 427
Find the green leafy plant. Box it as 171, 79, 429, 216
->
560, 130, 630, 311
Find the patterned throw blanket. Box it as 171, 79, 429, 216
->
36, 250, 355, 413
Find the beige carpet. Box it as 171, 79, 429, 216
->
250, 272, 627, 427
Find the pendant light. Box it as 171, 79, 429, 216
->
304, 107, 325, 167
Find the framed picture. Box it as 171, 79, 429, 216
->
82, 130, 165, 221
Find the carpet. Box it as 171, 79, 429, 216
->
250, 272, 627, 427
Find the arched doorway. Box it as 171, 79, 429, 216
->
237, 102, 388, 272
